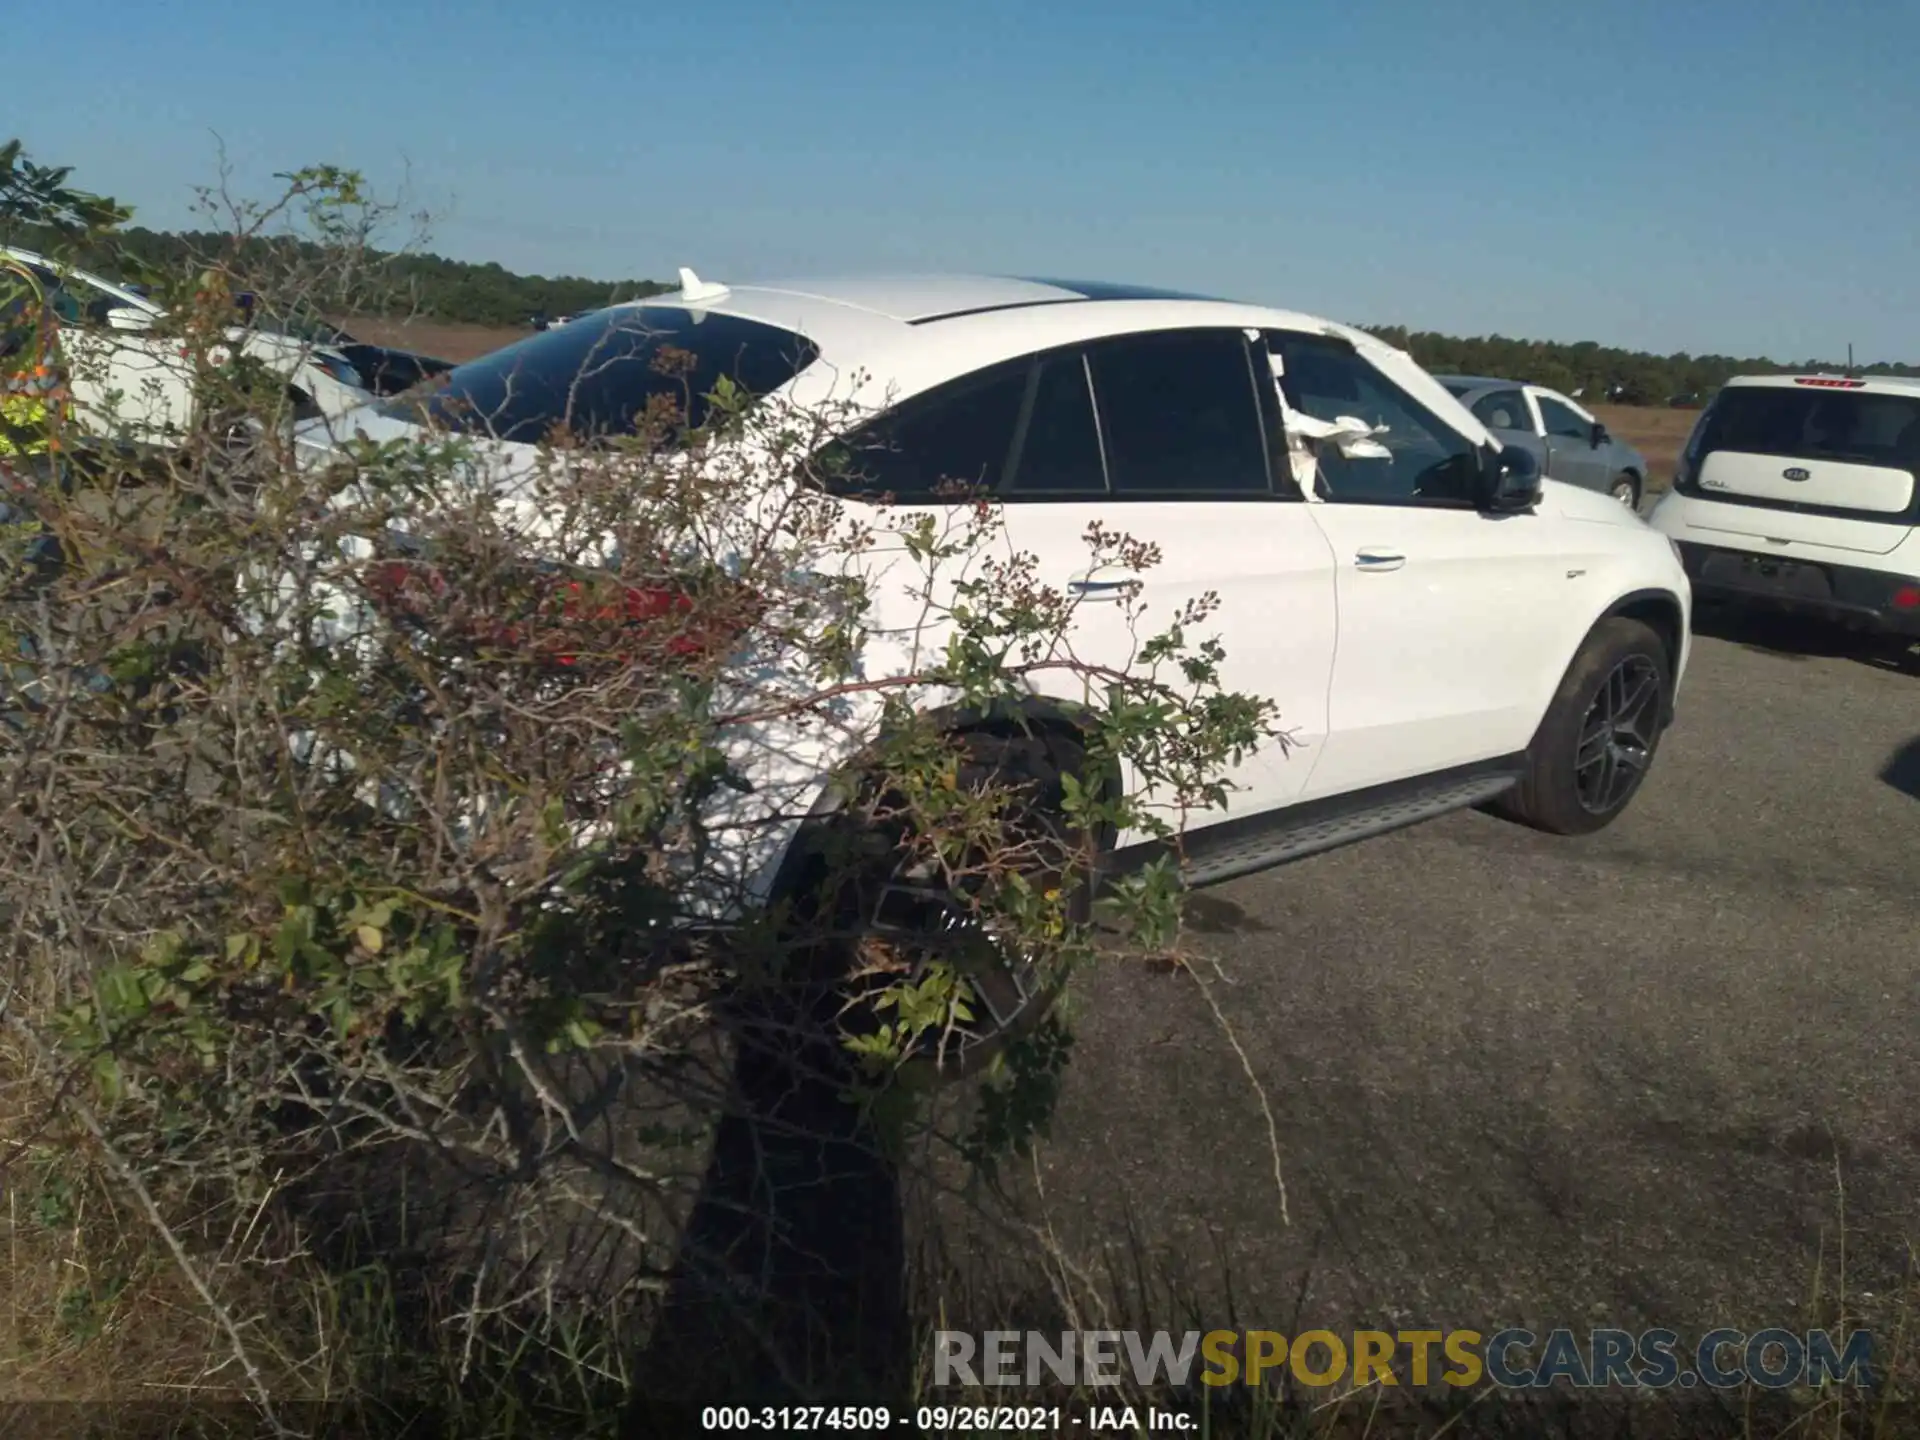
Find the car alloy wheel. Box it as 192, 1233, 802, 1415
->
859, 858, 1052, 1072
1573, 653, 1662, 815
846, 746, 1086, 1077
1610, 476, 1638, 508
774, 728, 1096, 1083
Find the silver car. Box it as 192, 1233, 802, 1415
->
1436, 374, 1649, 509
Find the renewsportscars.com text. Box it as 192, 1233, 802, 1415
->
932, 1327, 1876, 1391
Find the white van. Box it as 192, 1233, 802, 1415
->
1647, 374, 1920, 645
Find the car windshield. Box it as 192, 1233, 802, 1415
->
375, 306, 821, 444
1696, 386, 1920, 473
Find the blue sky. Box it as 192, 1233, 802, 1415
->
17, 0, 1918, 361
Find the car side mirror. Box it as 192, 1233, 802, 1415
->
105, 306, 154, 334
1590, 421, 1608, 448
1477, 443, 1542, 513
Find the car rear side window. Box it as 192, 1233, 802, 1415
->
1005, 352, 1106, 494
827, 360, 1028, 500
375, 305, 820, 444
1470, 389, 1531, 432
1085, 330, 1271, 495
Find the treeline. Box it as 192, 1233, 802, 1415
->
4, 222, 674, 328
1365, 326, 1920, 408
14, 215, 1918, 401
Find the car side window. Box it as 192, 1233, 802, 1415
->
1084, 329, 1271, 496
34, 270, 118, 329
1265, 332, 1479, 505
1535, 394, 1592, 440
1005, 351, 1107, 494
1471, 388, 1532, 434
826, 359, 1028, 500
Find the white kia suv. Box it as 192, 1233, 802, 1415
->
300, 273, 1693, 1061
1648, 374, 1920, 648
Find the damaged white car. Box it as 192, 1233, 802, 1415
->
292, 272, 1693, 1065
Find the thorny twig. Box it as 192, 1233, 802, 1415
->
1186, 952, 1290, 1228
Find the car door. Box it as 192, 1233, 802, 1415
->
1263, 330, 1576, 800
1532, 388, 1610, 493
830, 326, 1339, 843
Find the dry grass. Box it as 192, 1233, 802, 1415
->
332, 317, 529, 363
0, 1056, 241, 1413
6, 1030, 1915, 1437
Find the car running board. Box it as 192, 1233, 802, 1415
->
1109, 764, 1524, 892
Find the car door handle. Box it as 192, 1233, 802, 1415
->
1353, 549, 1406, 572
1068, 578, 1132, 594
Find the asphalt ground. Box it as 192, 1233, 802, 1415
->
974, 612, 1920, 1350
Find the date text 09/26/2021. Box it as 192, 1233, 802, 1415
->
699, 1406, 1192, 1432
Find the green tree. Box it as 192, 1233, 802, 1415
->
1361, 320, 1919, 407
0, 139, 130, 242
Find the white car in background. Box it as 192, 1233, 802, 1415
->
2, 245, 369, 447
1649, 374, 1920, 649
301, 273, 1694, 1064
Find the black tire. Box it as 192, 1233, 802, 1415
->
1491, 617, 1670, 836
1608, 472, 1641, 509
775, 727, 1099, 1082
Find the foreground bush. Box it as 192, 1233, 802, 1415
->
0, 157, 1274, 1433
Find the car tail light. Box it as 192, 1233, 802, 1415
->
1893, 586, 1920, 611
360, 558, 749, 668
1792, 377, 1866, 389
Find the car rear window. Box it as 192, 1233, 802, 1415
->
1684, 384, 1920, 522
375, 306, 821, 444
1695, 386, 1920, 473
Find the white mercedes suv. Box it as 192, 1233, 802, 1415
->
299, 273, 1693, 1058
1648, 374, 1920, 650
